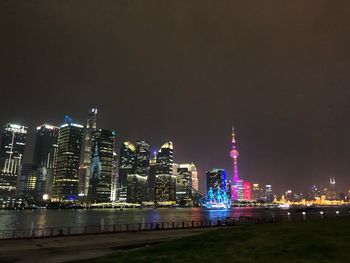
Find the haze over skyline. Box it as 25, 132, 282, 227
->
1, 1, 350, 194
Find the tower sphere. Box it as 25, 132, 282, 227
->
230, 149, 239, 159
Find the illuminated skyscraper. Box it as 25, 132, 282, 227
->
175, 163, 196, 205
0, 123, 28, 197
33, 124, 59, 200
230, 127, 240, 200
110, 151, 118, 201
126, 140, 150, 203
155, 141, 176, 203
17, 164, 37, 199
243, 181, 251, 201
252, 183, 263, 201
327, 177, 337, 200
309, 185, 321, 200
147, 152, 157, 201
126, 174, 147, 203
191, 165, 199, 192
265, 184, 273, 203
88, 129, 116, 202
135, 140, 150, 177
78, 107, 98, 199
118, 141, 136, 201
52, 118, 84, 201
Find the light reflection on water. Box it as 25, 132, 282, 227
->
0, 207, 341, 230
0, 207, 265, 230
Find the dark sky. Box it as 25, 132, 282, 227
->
1, 1, 350, 194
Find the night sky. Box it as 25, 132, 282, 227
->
1, 1, 350, 194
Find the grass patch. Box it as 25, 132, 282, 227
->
77, 216, 350, 263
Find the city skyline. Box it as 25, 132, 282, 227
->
1, 1, 350, 194
0, 116, 347, 196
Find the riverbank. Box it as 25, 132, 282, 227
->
0, 227, 216, 263
75, 216, 350, 263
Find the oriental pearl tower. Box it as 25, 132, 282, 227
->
230, 127, 240, 200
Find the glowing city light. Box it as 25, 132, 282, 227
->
200, 187, 230, 210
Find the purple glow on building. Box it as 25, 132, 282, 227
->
230, 127, 240, 200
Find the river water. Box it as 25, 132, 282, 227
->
0, 207, 345, 230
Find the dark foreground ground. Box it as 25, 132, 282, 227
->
75, 216, 350, 263
0, 227, 214, 263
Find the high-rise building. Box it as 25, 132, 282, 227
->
135, 140, 150, 177
52, 119, 84, 201
206, 169, 227, 192
309, 185, 321, 200
230, 127, 241, 200
78, 107, 98, 199
328, 177, 337, 200
252, 183, 262, 201
243, 181, 251, 201
110, 151, 118, 202
33, 124, 59, 200
285, 190, 293, 201
147, 152, 157, 201
191, 166, 199, 192
265, 184, 273, 203
126, 174, 147, 203
118, 141, 136, 201
17, 164, 37, 200
175, 163, 196, 205
88, 129, 116, 202
126, 140, 150, 203
155, 141, 176, 203
0, 123, 28, 198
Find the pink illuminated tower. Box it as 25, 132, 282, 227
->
230, 127, 240, 200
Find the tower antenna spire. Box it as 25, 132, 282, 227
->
231, 125, 236, 146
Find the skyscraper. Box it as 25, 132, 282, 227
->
33, 124, 59, 200
191, 166, 199, 192
230, 127, 240, 201
265, 184, 273, 203
135, 140, 150, 177
327, 177, 337, 200
147, 152, 157, 201
118, 141, 136, 201
17, 164, 37, 200
176, 163, 196, 205
243, 181, 251, 201
252, 183, 263, 201
126, 174, 147, 203
0, 123, 28, 198
155, 141, 176, 203
78, 107, 98, 199
206, 168, 227, 192
88, 129, 116, 202
52, 118, 84, 201
126, 140, 150, 203
110, 151, 118, 202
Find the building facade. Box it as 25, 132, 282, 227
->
78, 107, 98, 199
32, 124, 59, 200
0, 123, 28, 198
88, 129, 115, 202
176, 163, 196, 205
52, 120, 84, 201
126, 140, 150, 203
155, 141, 176, 203
265, 184, 273, 203
118, 141, 136, 201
